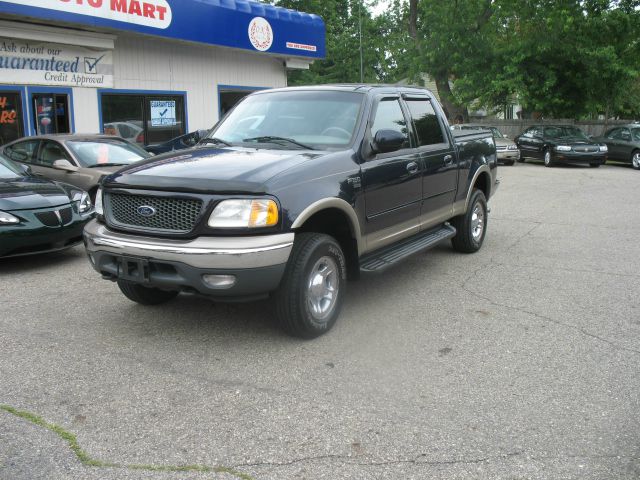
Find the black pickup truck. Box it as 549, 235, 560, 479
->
84, 85, 498, 338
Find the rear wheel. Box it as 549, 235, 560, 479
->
451, 189, 488, 254
632, 150, 640, 170
544, 149, 554, 167
274, 233, 347, 339
117, 280, 179, 305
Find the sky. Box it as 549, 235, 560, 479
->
370, 0, 391, 17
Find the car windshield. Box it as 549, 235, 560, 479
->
545, 126, 590, 141
210, 90, 365, 150
489, 127, 505, 139
632, 128, 640, 141
66, 140, 151, 167
0, 153, 25, 179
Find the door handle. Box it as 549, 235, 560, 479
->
406, 162, 419, 174
444, 155, 454, 165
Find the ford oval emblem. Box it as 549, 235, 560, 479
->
137, 205, 156, 217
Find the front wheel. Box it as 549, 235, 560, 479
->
544, 149, 554, 167
451, 189, 488, 254
631, 150, 640, 170
274, 233, 347, 339
117, 280, 179, 305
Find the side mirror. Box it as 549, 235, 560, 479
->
373, 129, 406, 154
20, 163, 32, 175
53, 159, 79, 172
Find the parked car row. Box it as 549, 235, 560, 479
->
454, 122, 640, 170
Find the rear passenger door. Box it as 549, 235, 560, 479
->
361, 96, 423, 252
403, 96, 457, 228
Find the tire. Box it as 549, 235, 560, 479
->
117, 280, 179, 305
274, 233, 347, 339
451, 189, 488, 254
632, 150, 640, 170
589, 163, 600, 168
543, 148, 554, 167
505, 160, 515, 166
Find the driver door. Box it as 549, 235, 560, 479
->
33, 140, 74, 183
361, 96, 423, 252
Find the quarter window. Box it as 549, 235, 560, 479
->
405, 98, 446, 146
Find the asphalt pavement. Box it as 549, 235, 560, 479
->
1, 161, 639, 480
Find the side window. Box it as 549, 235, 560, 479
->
605, 128, 619, 139
371, 98, 410, 149
5, 140, 39, 163
405, 98, 446, 147
620, 128, 631, 141
38, 141, 70, 167
522, 128, 533, 139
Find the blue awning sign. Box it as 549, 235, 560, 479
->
0, 0, 326, 59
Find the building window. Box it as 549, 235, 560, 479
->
219, 87, 263, 117
101, 93, 186, 146
32, 93, 70, 135
0, 91, 24, 146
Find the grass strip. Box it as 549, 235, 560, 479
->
1, 405, 254, 479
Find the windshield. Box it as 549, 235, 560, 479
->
545, 126, 590, 141
66, 140, 151, 167
489, 127, 505, 139
0, 153, 24, 179
210, 90, 365, 150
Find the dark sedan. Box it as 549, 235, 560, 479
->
515, 125, 608, 168
0, 153, 94, 258
594, 124, 640, 170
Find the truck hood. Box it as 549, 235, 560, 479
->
0, 177, 71, 211
103, 146, 324, 194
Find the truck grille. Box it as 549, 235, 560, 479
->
105, 192, 203, 233
496, 145, 507, 151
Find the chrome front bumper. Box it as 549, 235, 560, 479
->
83, 220, 294, 269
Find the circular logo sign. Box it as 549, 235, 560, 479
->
137, 206, 157, 218
248, 17, 273, 52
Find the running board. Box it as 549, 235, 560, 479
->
359, 224, 457, 273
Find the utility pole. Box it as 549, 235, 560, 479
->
359, 1, 364, 83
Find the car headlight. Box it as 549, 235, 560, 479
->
555, 145, 572, 152
507, 144, 518, 150
78, 192, 93, 214
599, 145, 608, 152
208, 199, 279, 228
95, 188, 104, 216
0, 211, 20, 225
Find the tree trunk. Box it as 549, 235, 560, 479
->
434, 72, 469, 122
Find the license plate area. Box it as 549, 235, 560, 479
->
117, 256, 150, 283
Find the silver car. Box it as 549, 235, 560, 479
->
1, 134, 151, 200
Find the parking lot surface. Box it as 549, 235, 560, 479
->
1, 162, 639, 480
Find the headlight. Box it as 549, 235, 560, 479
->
599, 145, 608, 152
507, 144, 518, 150
555, 145, 572, 152
0, 211, 20, 225
95, 188, 104, 216
77, 192, 93, 214
208, 199, 279, 228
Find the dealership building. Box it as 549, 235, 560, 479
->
0, 0, 325, 147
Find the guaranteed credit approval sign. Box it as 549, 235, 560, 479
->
1, 0, 172, 29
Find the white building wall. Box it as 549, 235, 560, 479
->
74, 34, 288, 134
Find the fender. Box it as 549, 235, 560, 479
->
291, 197, 364, 255
453, 163, 492, 217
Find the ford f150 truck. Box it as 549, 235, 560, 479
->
84, 85, 498, 338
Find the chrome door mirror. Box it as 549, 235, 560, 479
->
53, 159, 79, 172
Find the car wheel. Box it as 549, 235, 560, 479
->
505, 160, 515, 166
632, 150, 640, 170
589, 163, 600, 168
117, 280, 179, 305
451, 189, 488, 254
544, 149, 554, 167
274, 233, 347, 339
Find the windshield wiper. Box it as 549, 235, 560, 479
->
243, 136, 315, 150
199, 137, 232, 147
88, 163, 128, 168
